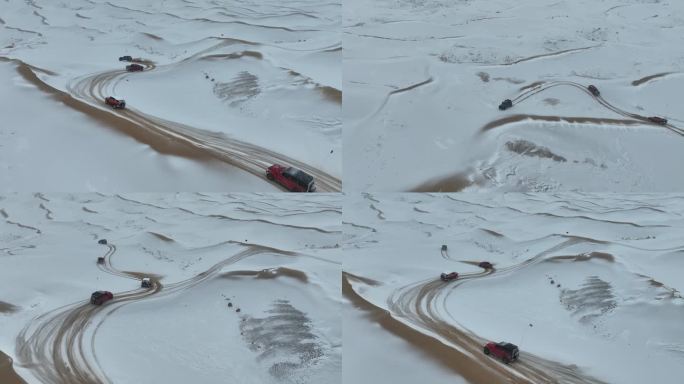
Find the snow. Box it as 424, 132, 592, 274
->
1, 0, 340, 191
344, 0, 684, 191
0, 193, 341, 384
344, 193, 684, 384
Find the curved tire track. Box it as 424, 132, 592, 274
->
15, 241, 301, 383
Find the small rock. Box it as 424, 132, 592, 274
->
228, 302, 233, 307
236, 308, 241, 313
550, 280, 555, 284
529, 323, 533, 327
557, 284, 561, 287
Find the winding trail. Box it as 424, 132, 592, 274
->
64, 61, 341, 192
345, 240, 610, 384
14, 241, 302, 384
495, 80, 684, 136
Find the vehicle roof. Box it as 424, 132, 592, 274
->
284, 167, 314, 186
497, 342, 518, 351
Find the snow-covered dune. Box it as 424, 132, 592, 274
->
0, 193, 341, 383
1, 0, 341, 191
344, 193, 684, 383
344, 0, 684, 191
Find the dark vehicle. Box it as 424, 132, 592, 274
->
587, 85, 600, 96
440, 272, 459, 281
648, 116, 668, 125
441, 244, 447, 251
98, 239, 107, 245
484, 341, 519, 364
104, 96, 126, 109
141, 278, 152, 288
266, 164, 316, 192
499, 99, 513, 110
478, 261, 493, 269
90, 291, 113, 306
97, 256, 105, 264
119, 55, 133, 62
126, 64, 144, 72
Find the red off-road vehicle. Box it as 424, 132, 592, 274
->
587, 85, 600, 96
266, 164, 316, 192
105, 96, 125, 109
648, 116, 668, 125
440, 272, 459, 281
90, 291, 113, 305
126, 64, 144, 72
484, 341, 519, 364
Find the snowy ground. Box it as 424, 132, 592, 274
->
344, 193, 684, 384
344, 0, 684, 191
1, 0, 341, 191
0, 193, 341, 384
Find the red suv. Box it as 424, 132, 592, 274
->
266, 164, 316, 192
90, 291, 113, 305
484, 341, 519, 364
105, 96, 125, 109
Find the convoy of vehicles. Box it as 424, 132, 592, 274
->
648, 116, 668, 125
484, 342, 519, 364
478, 261, 493, 269
266, 164, 316, 192
90, 291, 114, 306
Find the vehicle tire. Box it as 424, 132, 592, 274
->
483, 347, 490, 355
266, 173, 274, 180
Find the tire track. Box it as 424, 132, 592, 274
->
502, 80, 684, 136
